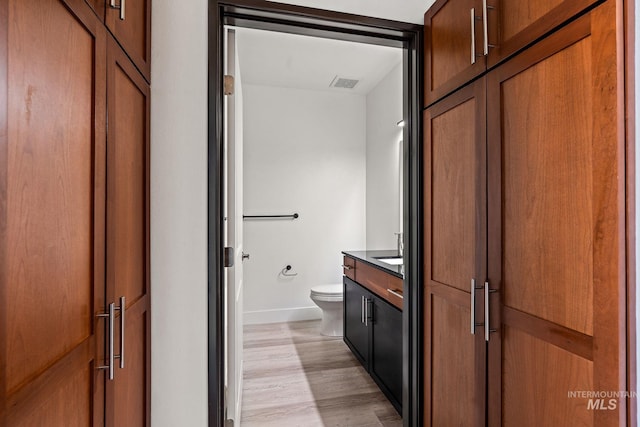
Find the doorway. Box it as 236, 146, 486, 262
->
209, 2, 423, 426
228, 25, 404, 423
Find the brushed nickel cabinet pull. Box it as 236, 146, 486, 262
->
341, 264, 352, 270
471, 279, 484, 334
361, 295, 365, 324
364, 298, 370, 326
387, 289, 403, 299
117, 296, 125, 369
482, 0, 496, 55
97, 302, 116, 380
109, 0, 125, 20
470, 8, 476, 64
482, 0, 489, 55
484, 281, 497, 341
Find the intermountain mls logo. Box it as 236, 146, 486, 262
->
567, 390, 638, 410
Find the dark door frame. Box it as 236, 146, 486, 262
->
208, 2, 424, 425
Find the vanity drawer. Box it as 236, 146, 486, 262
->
342, 256, 356, 280
354, 260, 403, 310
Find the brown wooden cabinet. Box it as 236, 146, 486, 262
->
423, 0, 627, 425
0, 0, 150, 425
424, 0, 600, 105
105, 0, 151, 80
486, 2, 625, 424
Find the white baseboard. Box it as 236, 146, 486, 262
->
243, 306, 322, 325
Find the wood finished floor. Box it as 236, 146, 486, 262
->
241, 320, 402, 427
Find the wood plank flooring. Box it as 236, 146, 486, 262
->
241, 320, 402, 427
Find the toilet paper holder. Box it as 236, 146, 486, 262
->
281, 265, 298, 277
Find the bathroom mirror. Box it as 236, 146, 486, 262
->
364, 62, 404, 251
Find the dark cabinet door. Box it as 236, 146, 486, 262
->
371, 297, 403, 412
343, 277, 370, 366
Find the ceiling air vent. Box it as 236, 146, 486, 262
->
329, 76, 360, 89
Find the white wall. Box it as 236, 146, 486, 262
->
242, 84, 367, 323
150, 0, 208, 426
365, 63, 403, 250
148, 1, 426, 424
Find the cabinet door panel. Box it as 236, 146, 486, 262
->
424, 0, 485, 105
425, 288, 485, 427
106, 0, 150, 80
371, 298, 402, 411
501, 326, 593, 427
424, 80, 486, 427
106, 35, 150, 427
487, 1, 625, 425
488, 0, 600, 66
114, 304, 149, 427
501, 31, 593, 336
0, 0, 107, 424
343, 278, 369, 366
426, 81, 486, 293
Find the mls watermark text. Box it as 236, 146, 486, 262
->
567, 391, 637, 410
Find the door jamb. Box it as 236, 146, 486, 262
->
208, 2, 424, 426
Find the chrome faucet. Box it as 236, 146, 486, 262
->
394, 232, 404, 257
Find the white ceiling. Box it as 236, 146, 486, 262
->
235, 27, 403, 95
267, 0, 436, 25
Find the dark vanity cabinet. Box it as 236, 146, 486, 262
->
344, 277, 372, 366
370, 295, 403, 408
344, 276, 402, 412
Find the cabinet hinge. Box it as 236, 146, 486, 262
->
224, 75, 234, 95
223, 247, 234, 268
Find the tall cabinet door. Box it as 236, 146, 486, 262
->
105, 35, 151, 427
0, 0, 107, 425
486, 1, 625, 425
423, 79, 487, 427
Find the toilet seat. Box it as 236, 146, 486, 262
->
310, 284, 343, 301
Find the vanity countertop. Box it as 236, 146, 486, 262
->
342, 250, 403, 279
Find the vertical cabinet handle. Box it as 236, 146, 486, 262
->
471, 279, 476, 334
484, 282, 497, 341
109, 0, 125, 20
484, 282, 490, 341
97, 302, 116, 380
117, 296, 125, 369
481, 0, 496, 55
96, 296, 126, 380
482, 0, 489, 55
361, 296, 365, 324
470, 8, 476, 64
364, 298, 369, 326
470, 279, 483, 334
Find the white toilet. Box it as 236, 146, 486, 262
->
310, 284, 344, 336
